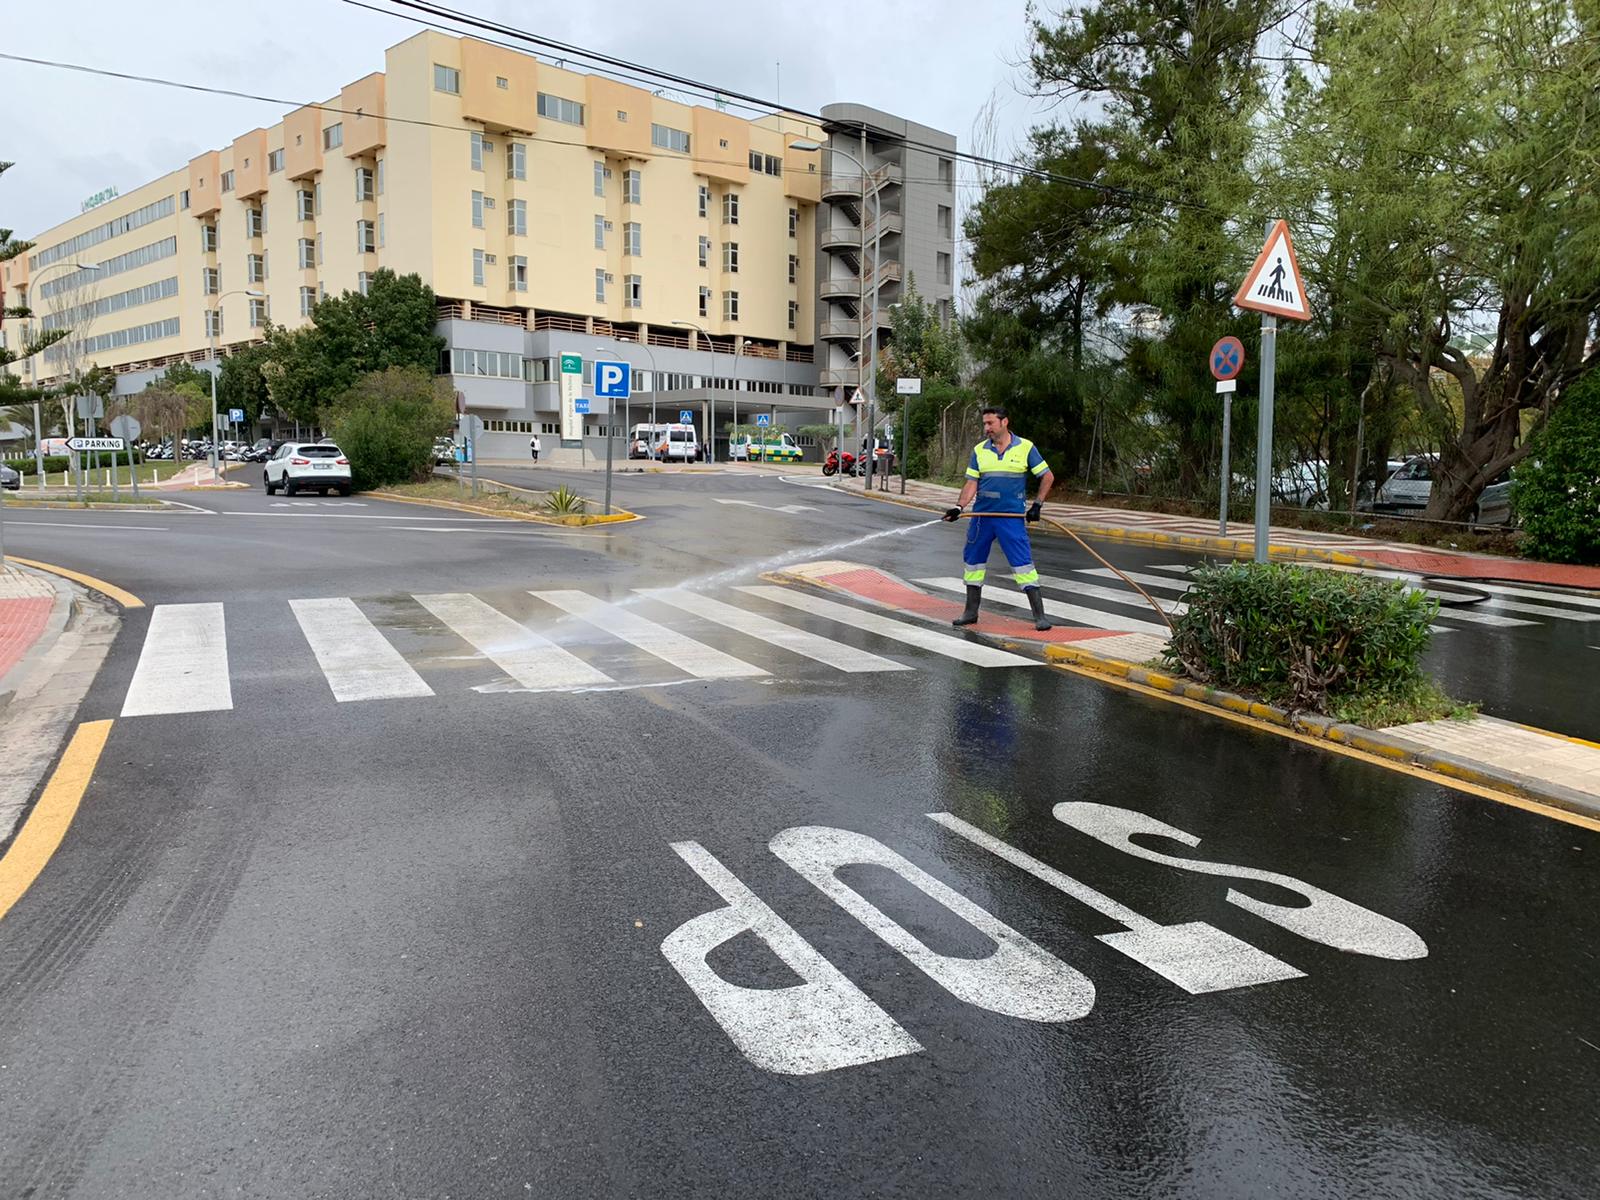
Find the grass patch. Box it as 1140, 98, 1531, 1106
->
1327, 677, 1478, 728
2, 491, 165, 506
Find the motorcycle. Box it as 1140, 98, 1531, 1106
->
822, 448, 860, 477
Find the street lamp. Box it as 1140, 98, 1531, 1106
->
208, 288, 264, 478
671, 319, 739, 465
23, 260, 101, 491
789, 139, 879, 491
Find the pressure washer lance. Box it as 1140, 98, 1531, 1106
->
949, 511, 1176, 633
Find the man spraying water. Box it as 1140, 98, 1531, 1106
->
941, 405, 1054, 630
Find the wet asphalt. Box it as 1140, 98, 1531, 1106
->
0, 467, 1596, 1198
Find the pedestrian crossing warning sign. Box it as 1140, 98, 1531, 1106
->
1234, 220, 1311, 321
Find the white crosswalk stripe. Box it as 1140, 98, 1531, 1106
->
531, 590, 769, 680
917, 578, 1172, 639
641, 588, 910, 673
290, 597, 434, 702
737, 586, 1039, 668
414, 592, 612, 690
121, 603, 232, 717
1033, 573, 1188, 617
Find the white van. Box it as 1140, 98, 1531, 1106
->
630, 424, 668, 459
653, 424, 700, 462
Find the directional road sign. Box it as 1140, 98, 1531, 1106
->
594, 361, 632, 399
109, 415, 141, 442
755, 413, 771, 427
679, 409, 694, 424
1209, 337, 1245, 381
574, 398, 591, 415
66, 436, 124, 452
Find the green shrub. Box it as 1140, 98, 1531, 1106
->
1162, 562, 1438, 714
1512, 371, 1600, 564
322, 366, 454, 491
543, 485, 587, 516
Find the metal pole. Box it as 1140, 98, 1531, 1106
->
1218, 391, 1232, 536
470, 425, 478, 497
1253, 314, 1277, 563
603, 398, 615, 514
209, 332, 221, 480
865, 177, 880, 492
32, 399, 45, 493
900, 392, 908, 494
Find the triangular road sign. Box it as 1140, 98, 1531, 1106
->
1234, 220, 1311, 321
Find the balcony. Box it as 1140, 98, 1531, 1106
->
818, 319, 860, 342
821, 173, 866, 203
863, 211, 903, 241
862, 260, 902, 293
820, 275, 862, 303
820, 366, 859, 388
820, 223, 861, 253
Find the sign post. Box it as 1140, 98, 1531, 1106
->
460, 414, 484, 498
1208, 338, 1244, 536
111, 415, 142, 500
895, 377, 921, 494
1234, 220, 1312, 562
594, 360, 632, 515
559, 353, 585, 466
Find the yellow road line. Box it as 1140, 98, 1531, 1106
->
0, 720, 113, 922
1045, 660, 1600, 833
4, 555, 145, 608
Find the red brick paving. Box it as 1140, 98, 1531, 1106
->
1361, 549, 1600, 589
0, 596, 53, 680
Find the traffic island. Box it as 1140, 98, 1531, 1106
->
372, 479, 640, 526
766, 560, 1600, 824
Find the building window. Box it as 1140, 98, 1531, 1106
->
376, 159, 384, 195
473, 249, 485, 286
616, 109, 629, 122
537, 92, 585, 125
246, 207, 264, 239
434, 63, 460, 94
624, 169, 641, 205
471, 132, 485, 171
268, 149, 284, 173
723, 290, 739, 321
764, 154, 782, 177
650, 123, 691, 154
594, 214, 607, 250
508, 199, 527, 236
378, 213, 385, 247
937, 204, 953, 238
201, 224, 218, 253
595, 268, 607, 302
358, 272, 372, 296
508, 255, 527, 291
497, 75, 509, 90
623, 221, 640, 256
298, 189, 314, 221
749, 150, 763, 172
316, 232, 324, 265
722, 241, 739, 273
472, 190, 484, 228
205, 309, 223, 338
698, 185, 710, 218
356, 167, 374, 201
938, 156, 954, 187
357, 220, 375, 253
698, 236, 709, 268
788, 300, 799, 330
202, 266, 220, 295
220, 170, 235, 193
247, 253, 265, 283
249, 297, 269, 327
937, 251, 952, 285
315, 181, 323, 215
323, 123, 343, 150
180, 189, 190, 210
300, 286, 316, 317
699, 286, 711, 318
593, 160, 605, 197
624, 274, 642, 308
789, 207, 798, 238
722, 191, 739, 225
298, 238, 315, 269
788, 254, 799, 284
507, 141, 526, 180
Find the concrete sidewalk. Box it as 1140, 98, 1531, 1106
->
775, 560, 1600, 821
828, 474, 1600, 592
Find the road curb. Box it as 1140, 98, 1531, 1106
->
2, 555, 145, 609
368, 489, 641, 526
2, 500, 171, 512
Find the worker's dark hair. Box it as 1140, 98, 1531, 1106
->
980, 405, 1009, 421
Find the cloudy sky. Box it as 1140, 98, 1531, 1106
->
4, 0, 1061, 249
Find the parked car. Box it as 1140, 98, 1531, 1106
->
1370, 454, 1516, 526
1, 464, 20, 491
263, 441, 352, 496
433, 437, 458, 465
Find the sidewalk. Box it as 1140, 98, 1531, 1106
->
774, 560, 1600, 821
835, 475, 1600, 592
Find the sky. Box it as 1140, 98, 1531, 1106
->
3, 0, 1063, 257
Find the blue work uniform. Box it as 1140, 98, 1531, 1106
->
963, 435, 1049, 590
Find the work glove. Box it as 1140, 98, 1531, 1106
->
1026, 502, 1043, 523
942, 506, 963, 522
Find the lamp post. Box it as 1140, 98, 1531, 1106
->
672, 319, 738, 465
208, 288, 265, 479
789, 139, 879, 491
23, 261, 102, 492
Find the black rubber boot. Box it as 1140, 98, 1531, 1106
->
1027, 587, 1051, 631
952, 585, 982, 626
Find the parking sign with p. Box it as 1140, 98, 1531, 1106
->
595, 360, 631, 399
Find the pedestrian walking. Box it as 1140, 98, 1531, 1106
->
530, 434, 540, 464
941, 405, 1055, 630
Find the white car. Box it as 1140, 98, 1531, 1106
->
264, 441, 352, 496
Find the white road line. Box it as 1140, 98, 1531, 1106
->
737, 586, 1038, 668
531, 590, 768, 680
1034, 573, 1188, 617
413, 593, 612, 690
1434, 579, 1600, 612
915, 578, 1171, 638
3, 521, 171, 531
641, 589, 911, 673
289, 597, 434, 702
121, 603, 232, 716
222, 511, 513, 522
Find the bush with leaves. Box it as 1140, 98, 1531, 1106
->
1512, 372, 1600, 565
1162, 563, 1439, 716
322, 367, 454, 491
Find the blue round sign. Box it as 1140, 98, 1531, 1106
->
1210, 336, 1245, 381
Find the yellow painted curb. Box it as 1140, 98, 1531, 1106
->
0, 720, 113, 921
368, 490, 642, 526
4, 555, 145, 609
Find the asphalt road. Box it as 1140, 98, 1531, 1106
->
0, 469, 1595, 1198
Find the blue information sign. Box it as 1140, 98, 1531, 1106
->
755, 413, 771, 427
594, 361, 631, 398
574, 398, 591, 414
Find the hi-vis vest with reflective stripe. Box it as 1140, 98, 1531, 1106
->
966, 436, 1049, 514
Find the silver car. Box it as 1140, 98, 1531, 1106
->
1, 464, 20, 491
1374, 455, 1515, 526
